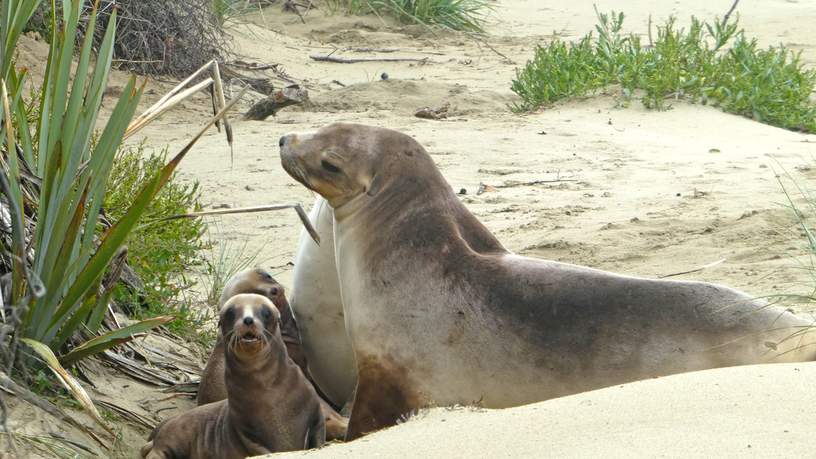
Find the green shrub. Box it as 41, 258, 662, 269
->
327, 0, 490, 31
103, 145, 209, 339
511, 10, 816, 133
2, 0, 236, 369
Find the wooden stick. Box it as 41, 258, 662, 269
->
152, 204, 320, 245
722, 0, 740, 24
465, 32, 515, 64
309, 54, 434, 64
658, 258, 726, 279
497, 179, 578, 188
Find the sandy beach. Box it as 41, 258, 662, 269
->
8, 1, 816, 457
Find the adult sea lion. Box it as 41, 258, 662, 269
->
279, 123, 816, 440
290, 197, 356, 408
197, 268, 347, 440
141, 294, 325, 458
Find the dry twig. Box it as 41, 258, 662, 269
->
152, 204, 321, 245
659, 259, 727, 279
722, 0, 741, 24
309, 54, 435, 64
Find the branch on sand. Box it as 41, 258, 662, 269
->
242, 85, 309, 121
658, 258, 726, 279
309, 54, 435, 64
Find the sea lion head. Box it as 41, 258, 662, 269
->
219, 293, 281, 358
219, 268, 287, 310
279, 123, 429, 209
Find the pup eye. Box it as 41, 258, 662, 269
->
261, 307, 272, 320
223, 307, 235, 324
269, 287, 279, 296
321, 160, 341, 173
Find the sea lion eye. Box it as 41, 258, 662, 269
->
269, 287, 279, 296
321, 160, 341, 174
223, 307, 235, 324
261, 307, 273, 321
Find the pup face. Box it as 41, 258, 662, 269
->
218, 268, 287, 309
219, 293, 281, 357
246, 268, 288, 310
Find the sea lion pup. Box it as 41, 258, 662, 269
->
141, 294, 325, 458
197, 268, 348, 441
279, 123, 816, 440
291, 197, 357, 408
197, 268, 304, 405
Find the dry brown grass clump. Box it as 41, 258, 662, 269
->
83, 0, 233, 76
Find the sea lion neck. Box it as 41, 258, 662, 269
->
223, 341, 287, 413
335, 171, 506, 259
332, 164, 446, 224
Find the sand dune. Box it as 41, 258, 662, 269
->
263, 363, 816, 458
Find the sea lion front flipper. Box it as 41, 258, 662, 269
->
140, 441, 169, 459
346, 357, 419, 440
305, 416, 326, 449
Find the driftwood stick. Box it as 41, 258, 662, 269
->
722, 0, 740, 24
497, 179, 578, 188
309, 54, 434, 64
658, 259, 726, 279
466, 32, 515, 64
153, 204, 320, 245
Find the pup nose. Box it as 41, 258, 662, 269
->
279, 136, 286, 147
243, 316, 254, 325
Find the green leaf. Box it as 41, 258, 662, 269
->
59, 316, 175, 367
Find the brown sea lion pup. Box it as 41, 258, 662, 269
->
197, 268, 348, 441
141, 294, 325, 458
279, 123, 816, 440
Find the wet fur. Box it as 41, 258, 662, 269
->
281, 123, 816, 440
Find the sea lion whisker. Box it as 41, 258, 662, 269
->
260, 328, 276, 344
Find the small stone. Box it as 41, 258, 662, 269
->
381, 72, 389, 80
458, 188, 467, 195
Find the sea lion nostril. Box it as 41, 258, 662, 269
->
279, 136, 286, 147
243, 316, 254, 325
